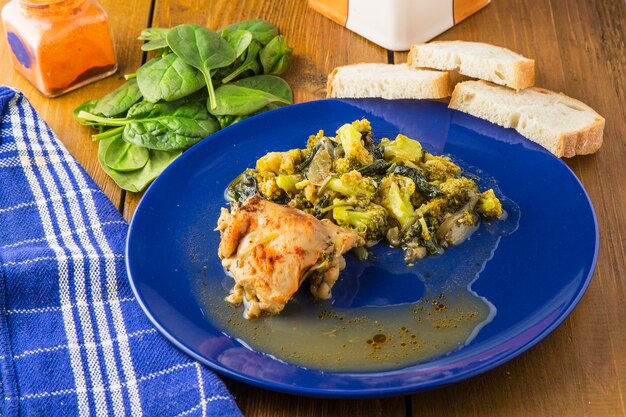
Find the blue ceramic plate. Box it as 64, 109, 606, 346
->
126, 99, 598, 397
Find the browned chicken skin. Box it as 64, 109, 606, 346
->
216, 195, 364, 319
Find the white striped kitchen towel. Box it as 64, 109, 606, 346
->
0, 87, 243, 417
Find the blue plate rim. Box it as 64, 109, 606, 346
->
126, 98, 599, 398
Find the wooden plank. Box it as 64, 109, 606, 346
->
138, 0, 405, 415
0, 0, 153, 210
224, 381, 406, 417
390, 0, 626, 416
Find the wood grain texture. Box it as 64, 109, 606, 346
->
0, 0, 152, 210
395, 1, 626, 416
1, 0, 624, 416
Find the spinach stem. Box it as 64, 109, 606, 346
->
77, 111, 129, 126
204, 71, 217, 110
222, 65, 247, 84
92, 126, 124, 141
124, 73, 137, 80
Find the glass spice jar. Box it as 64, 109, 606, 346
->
1, 0, 118, 97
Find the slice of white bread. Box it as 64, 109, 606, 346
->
408, 41, 534, 91
327, 63, 451, 99
449, 80, 605, 157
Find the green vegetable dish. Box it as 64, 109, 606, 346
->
227, 119, 503, 262
74, 20, 293, 192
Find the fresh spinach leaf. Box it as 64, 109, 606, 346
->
224, 29, 253, 58
98, 134, 181, 192
79, 99, 220, 151
73, 99, 100, 125
166, 24, 236, 110
232, 74, 292, 103
77, 20, 294, 191
137, 54, 205, 102
209, 84, 290, 116
93, 79, 143, 117
139, 28, 171, 51
123, 100, 219, 150
141, 39, 169, 51
104, 137, 150, 171
216, 114, 247, 128
220, 19, 278, 46
139, 27, 170, 41
221, 40, 262, 83
260, 35, 292, 75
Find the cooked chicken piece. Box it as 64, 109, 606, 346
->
216, 195, 364, 319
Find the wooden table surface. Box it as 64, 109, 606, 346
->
1, 0, 625, 415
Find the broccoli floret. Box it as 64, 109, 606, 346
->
258, 175, 282, 200
377, 174, 416, 230
380, 134, 423, 164
256, 148, 303, 174
421, 154, 460, 182
439, 177, 479, 207
306, 129, 325, 148
331, 201, 388, 242
336, 123, 373, 166
321, 170, 377, 200
332, 157, 356, 174
413, 177, 478, 220
351, 118, 372, 132
476, 189, 503, 218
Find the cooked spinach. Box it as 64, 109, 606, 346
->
358, 159, 392, 177
393, 165, 443, 199
226, 170, 258, 202
74, 20, 293, 192
166, 24, 236, 110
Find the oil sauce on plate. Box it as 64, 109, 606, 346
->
196, 197, 519, 372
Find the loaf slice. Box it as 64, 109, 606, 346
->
449, 80, 604, 157
327, 63, 451, 99
408, 41, 534, 91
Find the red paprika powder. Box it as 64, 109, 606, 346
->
2, 0, 118, 97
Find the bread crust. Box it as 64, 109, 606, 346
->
512, 59, 535, 91
326, 63, 452, 99
449, 81, 604, 158
408, 41, 535, 90
327, 66, 339, 98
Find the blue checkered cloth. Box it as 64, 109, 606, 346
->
0, 87, 242, 417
